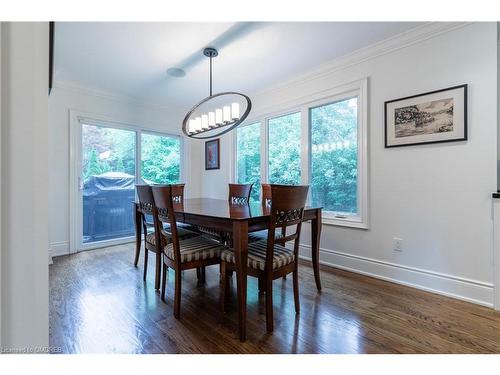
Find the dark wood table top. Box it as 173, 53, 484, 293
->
158, 197, 321, 221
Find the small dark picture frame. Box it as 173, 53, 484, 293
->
205, 139, 220, 170
384, 84, 467, 148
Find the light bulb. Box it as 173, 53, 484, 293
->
231, 102, 240, 120
215, 108, 223, 125
195, 117, 202, 132
188, 119, 196, 133
223, 106, 231, 123
208, 112, 216, 127
201, 114, 209, 130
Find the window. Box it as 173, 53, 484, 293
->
268, 112, 301, 185
141, 132, 181, 184
310, 97, 358, 215
234, 78, 367, 228
236, 123, 261, 202
72, 112, 184, 250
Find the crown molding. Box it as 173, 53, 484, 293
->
253, 22, 472, 99
53, 80, 183, 114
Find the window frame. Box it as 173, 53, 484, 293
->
233, 78, 368, 229
70, 110, 185, 252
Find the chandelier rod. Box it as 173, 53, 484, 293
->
209, 54, 213, 96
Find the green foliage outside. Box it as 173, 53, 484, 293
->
236, 123, 261, 202
236, 98, 358, 214
268, 112, 302, 185
82, 125, 136, 182
310, 98, 358, 214
141, 133, 180, 184
82, 124, 180, 184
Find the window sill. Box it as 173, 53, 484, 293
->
319, 216, 369, 229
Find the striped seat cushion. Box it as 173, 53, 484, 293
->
163, 236, 224, 263
248, 230, 283, 243
221, 240, 295, 271
145, 227, 198, 246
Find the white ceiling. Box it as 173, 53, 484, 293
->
54, 22, 424, 110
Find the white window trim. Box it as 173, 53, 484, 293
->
69, 110, 186, 253
233, 77, 369, 229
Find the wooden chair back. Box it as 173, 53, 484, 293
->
266, 185, 309, 269
151, 185, 181, 265
228, 183, 253, 204
171, 183, 185, 203
136, 184, 154, 215
261, 183, 272, 206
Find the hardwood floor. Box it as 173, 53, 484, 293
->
49, 243, 500, 354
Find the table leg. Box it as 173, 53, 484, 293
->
233, 220, 248, 342
311, 209, 322, 291
134, 204, 142, 267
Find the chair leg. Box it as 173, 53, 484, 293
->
293, 270, 300, 314
161, 262, 167, 302
155, 252, 161, 291
220, 262, 230, 312
265, 275, 274, 332
201, 267, 206, 283
283, 275, 287, 280
196, 267, 201, 280
134, 241, 141, 267
174, 269, 182, 319
143, 249, 148, 282
258, 277, 266, 294
220, 262, 226, 311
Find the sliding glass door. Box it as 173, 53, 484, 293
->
81, 123, 137, 245
73, 115, 182, 251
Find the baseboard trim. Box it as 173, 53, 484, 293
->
299, 244, 494, 308
49, 241, 70, 260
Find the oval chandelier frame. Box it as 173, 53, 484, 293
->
182, 92, 252, 139
181, 47, 252, 140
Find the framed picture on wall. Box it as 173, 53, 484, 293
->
385, 84, 467, 148
205, 139, 220, 170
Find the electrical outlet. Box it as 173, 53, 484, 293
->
393, 237, 403, 252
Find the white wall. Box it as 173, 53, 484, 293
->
194, 23, 498, 306
1, 22, 49, 348
48, 83, 195, 256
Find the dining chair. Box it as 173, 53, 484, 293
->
136, 184, 197, 290
228, 183, 253, 204
248, 183, 285, 243
151, 185, 226, 318
144, 184, 192, 231
220, 184, 309, 332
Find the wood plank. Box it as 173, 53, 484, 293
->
49, 243, 500, 353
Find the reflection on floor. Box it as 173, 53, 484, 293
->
49, 243, 500, 353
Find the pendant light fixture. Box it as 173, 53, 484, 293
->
182, 47, 252, 139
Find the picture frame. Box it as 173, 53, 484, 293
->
384, 84, 467, 148
205, 138, 220, 170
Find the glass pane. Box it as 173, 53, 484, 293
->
268, 112, 301, 185
236, 123, 261, 202
81, 124, 136, 244
141, 133, 181, 184
310, 97, 358, 215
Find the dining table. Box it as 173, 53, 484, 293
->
133, 198, 322, 341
